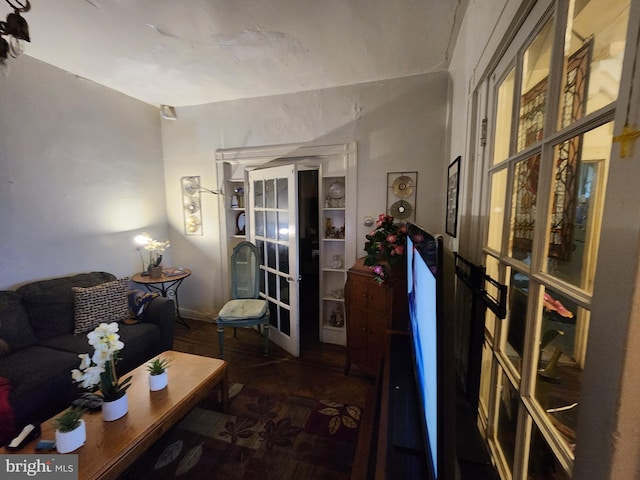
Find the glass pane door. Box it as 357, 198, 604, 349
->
248, 164, 300, 357
478, 1, 631, 477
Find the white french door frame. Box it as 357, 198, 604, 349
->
216, 142, 357, 354
248, 164, 301, 357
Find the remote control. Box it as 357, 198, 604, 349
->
6, 423, 41, 450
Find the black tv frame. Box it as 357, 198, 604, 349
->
405, 222, 456, 480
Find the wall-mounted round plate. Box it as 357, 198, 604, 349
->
236, 211, 246, 235
184, 198, 200, 213
392, 175, 414, 198
390, 200, 413, 220
328, 181, 345, 199
182, 177, 200, 196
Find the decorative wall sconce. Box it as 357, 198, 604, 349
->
182, 176, 203, 235
181, 176, 221, 235
0, 0, 31, 74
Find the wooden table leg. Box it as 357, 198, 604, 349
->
221, 365, 229, 413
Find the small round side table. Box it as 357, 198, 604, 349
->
132, 268, 192, 327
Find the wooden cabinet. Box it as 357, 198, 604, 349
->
345, 258, 407, 374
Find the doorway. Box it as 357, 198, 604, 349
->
298, 170, 320, 351
216, 141, 356, 356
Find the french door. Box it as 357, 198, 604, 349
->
248, 164, 301, 357
476, 0, 631, 478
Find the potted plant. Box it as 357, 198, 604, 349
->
71, 322, 132, 421
134, 232, 170, 278
147, 356, 171, 391
53, 407, 86, 453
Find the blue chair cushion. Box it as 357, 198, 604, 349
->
218, 299, 267, 320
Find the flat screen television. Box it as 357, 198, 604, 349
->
406, 222, 456, 480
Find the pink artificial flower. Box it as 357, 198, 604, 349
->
386, 234, 397, 244
394, 245, 404, 255
373, 265, 383, 275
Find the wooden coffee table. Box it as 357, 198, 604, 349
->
4, 350, 227, 480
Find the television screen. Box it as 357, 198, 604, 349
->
406, 223, 444, 479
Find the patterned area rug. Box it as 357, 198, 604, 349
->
120, 384, 362, 479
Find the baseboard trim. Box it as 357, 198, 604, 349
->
178, 308, 215, 323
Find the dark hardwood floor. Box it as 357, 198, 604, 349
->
172, 320, 500, 479
173, 320, 373, 408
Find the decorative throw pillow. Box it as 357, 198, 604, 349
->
73, 278, 130, 334
127, 289, 159, 321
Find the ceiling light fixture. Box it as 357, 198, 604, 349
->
0, 0, 30, 74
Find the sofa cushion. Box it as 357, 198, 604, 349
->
218, 298, 268, 320
38, 323, 162, 384
0, 291, 37, 354
37, 334, 93, 356
0, 345, 81, 427
72, 277, 130, 334
17, 272, 117, 341
127, 289, 159, 320
114, 322, 163, 374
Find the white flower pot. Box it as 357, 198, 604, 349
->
102, 393, 128, 421
149, 372, 168, 391
55, 419, 86, 453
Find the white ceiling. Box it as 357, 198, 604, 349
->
15, 0, 468, 107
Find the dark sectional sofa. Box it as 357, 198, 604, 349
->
0, 272, 175, 443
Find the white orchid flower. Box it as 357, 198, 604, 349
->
78, 353, 91, 370
71, 368, 84, 383
144, 239, 170, 253
72, 321, 128, 400
81, 365, 105, 389
92, 346, 110, 366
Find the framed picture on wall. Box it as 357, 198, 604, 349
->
446, 156, 461, 237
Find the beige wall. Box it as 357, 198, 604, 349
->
160, 73, 450, 319
0, 54, 450, 322
0, 55, 167, 289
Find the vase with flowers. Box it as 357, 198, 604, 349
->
134, 232, 170, 279
363, 213, 408, 284
71, 322, 132, 421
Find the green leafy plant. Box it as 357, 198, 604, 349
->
147, 357, 171, 376
53, 407, 85, 433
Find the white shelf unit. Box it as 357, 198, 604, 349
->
216, 160, 251, 288
320, 176, 347, 345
